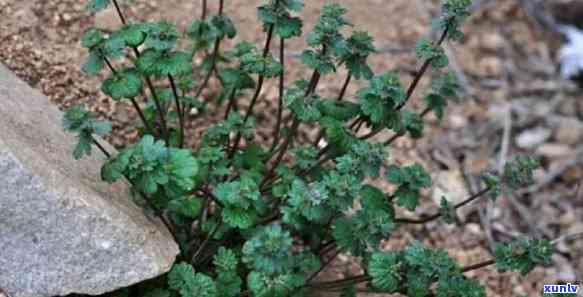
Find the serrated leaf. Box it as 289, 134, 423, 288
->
82, 51, 105, 75
369, 252, 402, 292
136, 49, 192, 77
494, 239, 553, 275
117, 23, 147, 47
143, 21, 179, 51
81, 28, 104, 48
63, 106, 111, 160
168, 262, 216, 297
167, 197, 203, 219
210, 15, 237, 39
222, 207, 257, 229
213, 247, 239, 271
101, 68, 143, 100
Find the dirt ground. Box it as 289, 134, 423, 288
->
1, 0, 582, 296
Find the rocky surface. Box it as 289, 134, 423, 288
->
0, 64, 179, 297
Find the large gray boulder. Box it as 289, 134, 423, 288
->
0, 64, 179, 297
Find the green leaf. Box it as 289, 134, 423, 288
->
317, 100, 360, 121
136, 49, 192, 77
87, 0, 111, 12
394, 187, 420, 211
275, 16, 303, 38
166, 148, 199, 194
401, 110, 424, 139
186, 20, 214, 49
210, 15, 237, 39
216, 271, 242, 297
102, 36, 126, 60
168, 263, 217, 297
438, 0, 473, 40
386, 163, 431, 210
332, 186, 394, 256
63, 106, 112, 160
242, 224, 294, 274
101, 68, 143, 100
357, 72, 406, 125
101, 135, 198, 199
158, 51, 192, 76
284, 179, 331, 223
503, 156, 540, 190
81, 28, 105, 48
239, 47, 283, 78
247, 272, 303, 297
341, 31, 376, 79
167, 197, 203, 219
82, 51, 105, 75
116, 23, 147, 47
481, 172, 501, 201
436, 274, 486, 297
143, 21, 179, 51
168, 263, 196, 292
72, 133, 93, 160
386, 163, 431, 189
494, 239, 553, 275
257, 2, 304, 39
213, 247, 239, 272
424, 72, 460, 120
440, 196, 456, 224
283, 0, 304, 12
416, 37, 448, 69
222, 207, 257, 229
300, 50, 335, 74
369, 252, 402, 292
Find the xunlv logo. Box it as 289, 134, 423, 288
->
543, 283, 580, 294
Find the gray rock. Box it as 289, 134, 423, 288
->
0, 64, 179, 297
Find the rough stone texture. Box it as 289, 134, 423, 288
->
0, 64, 179, 297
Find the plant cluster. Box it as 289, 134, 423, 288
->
64, 0, 559, 296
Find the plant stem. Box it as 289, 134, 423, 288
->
308, 256, 495, 291
182, 0, 224, 122
111, 0, 170, 144
92, 137, 112, 158
223, 87, 238, 119
461, 259, 496, 273
101, 52, 154, 136
112, 0, 127, 25
307, 274, 369, 289
261, 68, 321, 187
337, 73, 352, 102
145, 77, 170, 144
270, 38, 286, 153
102, 54, 118, 75
91, 136, 178, 246
191, 221, 222, 264
307, 249, 341, 283
396, 28, 449, 111
395, 186, 492, 224
349, 28, 450, 142
201, 0, 208, 19
382, 106, 431, 145
229, 22, 276, 158
168, 75, 185, 147
312, 72, 352, 147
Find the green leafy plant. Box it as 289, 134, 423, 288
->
64, 0, 564, 296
